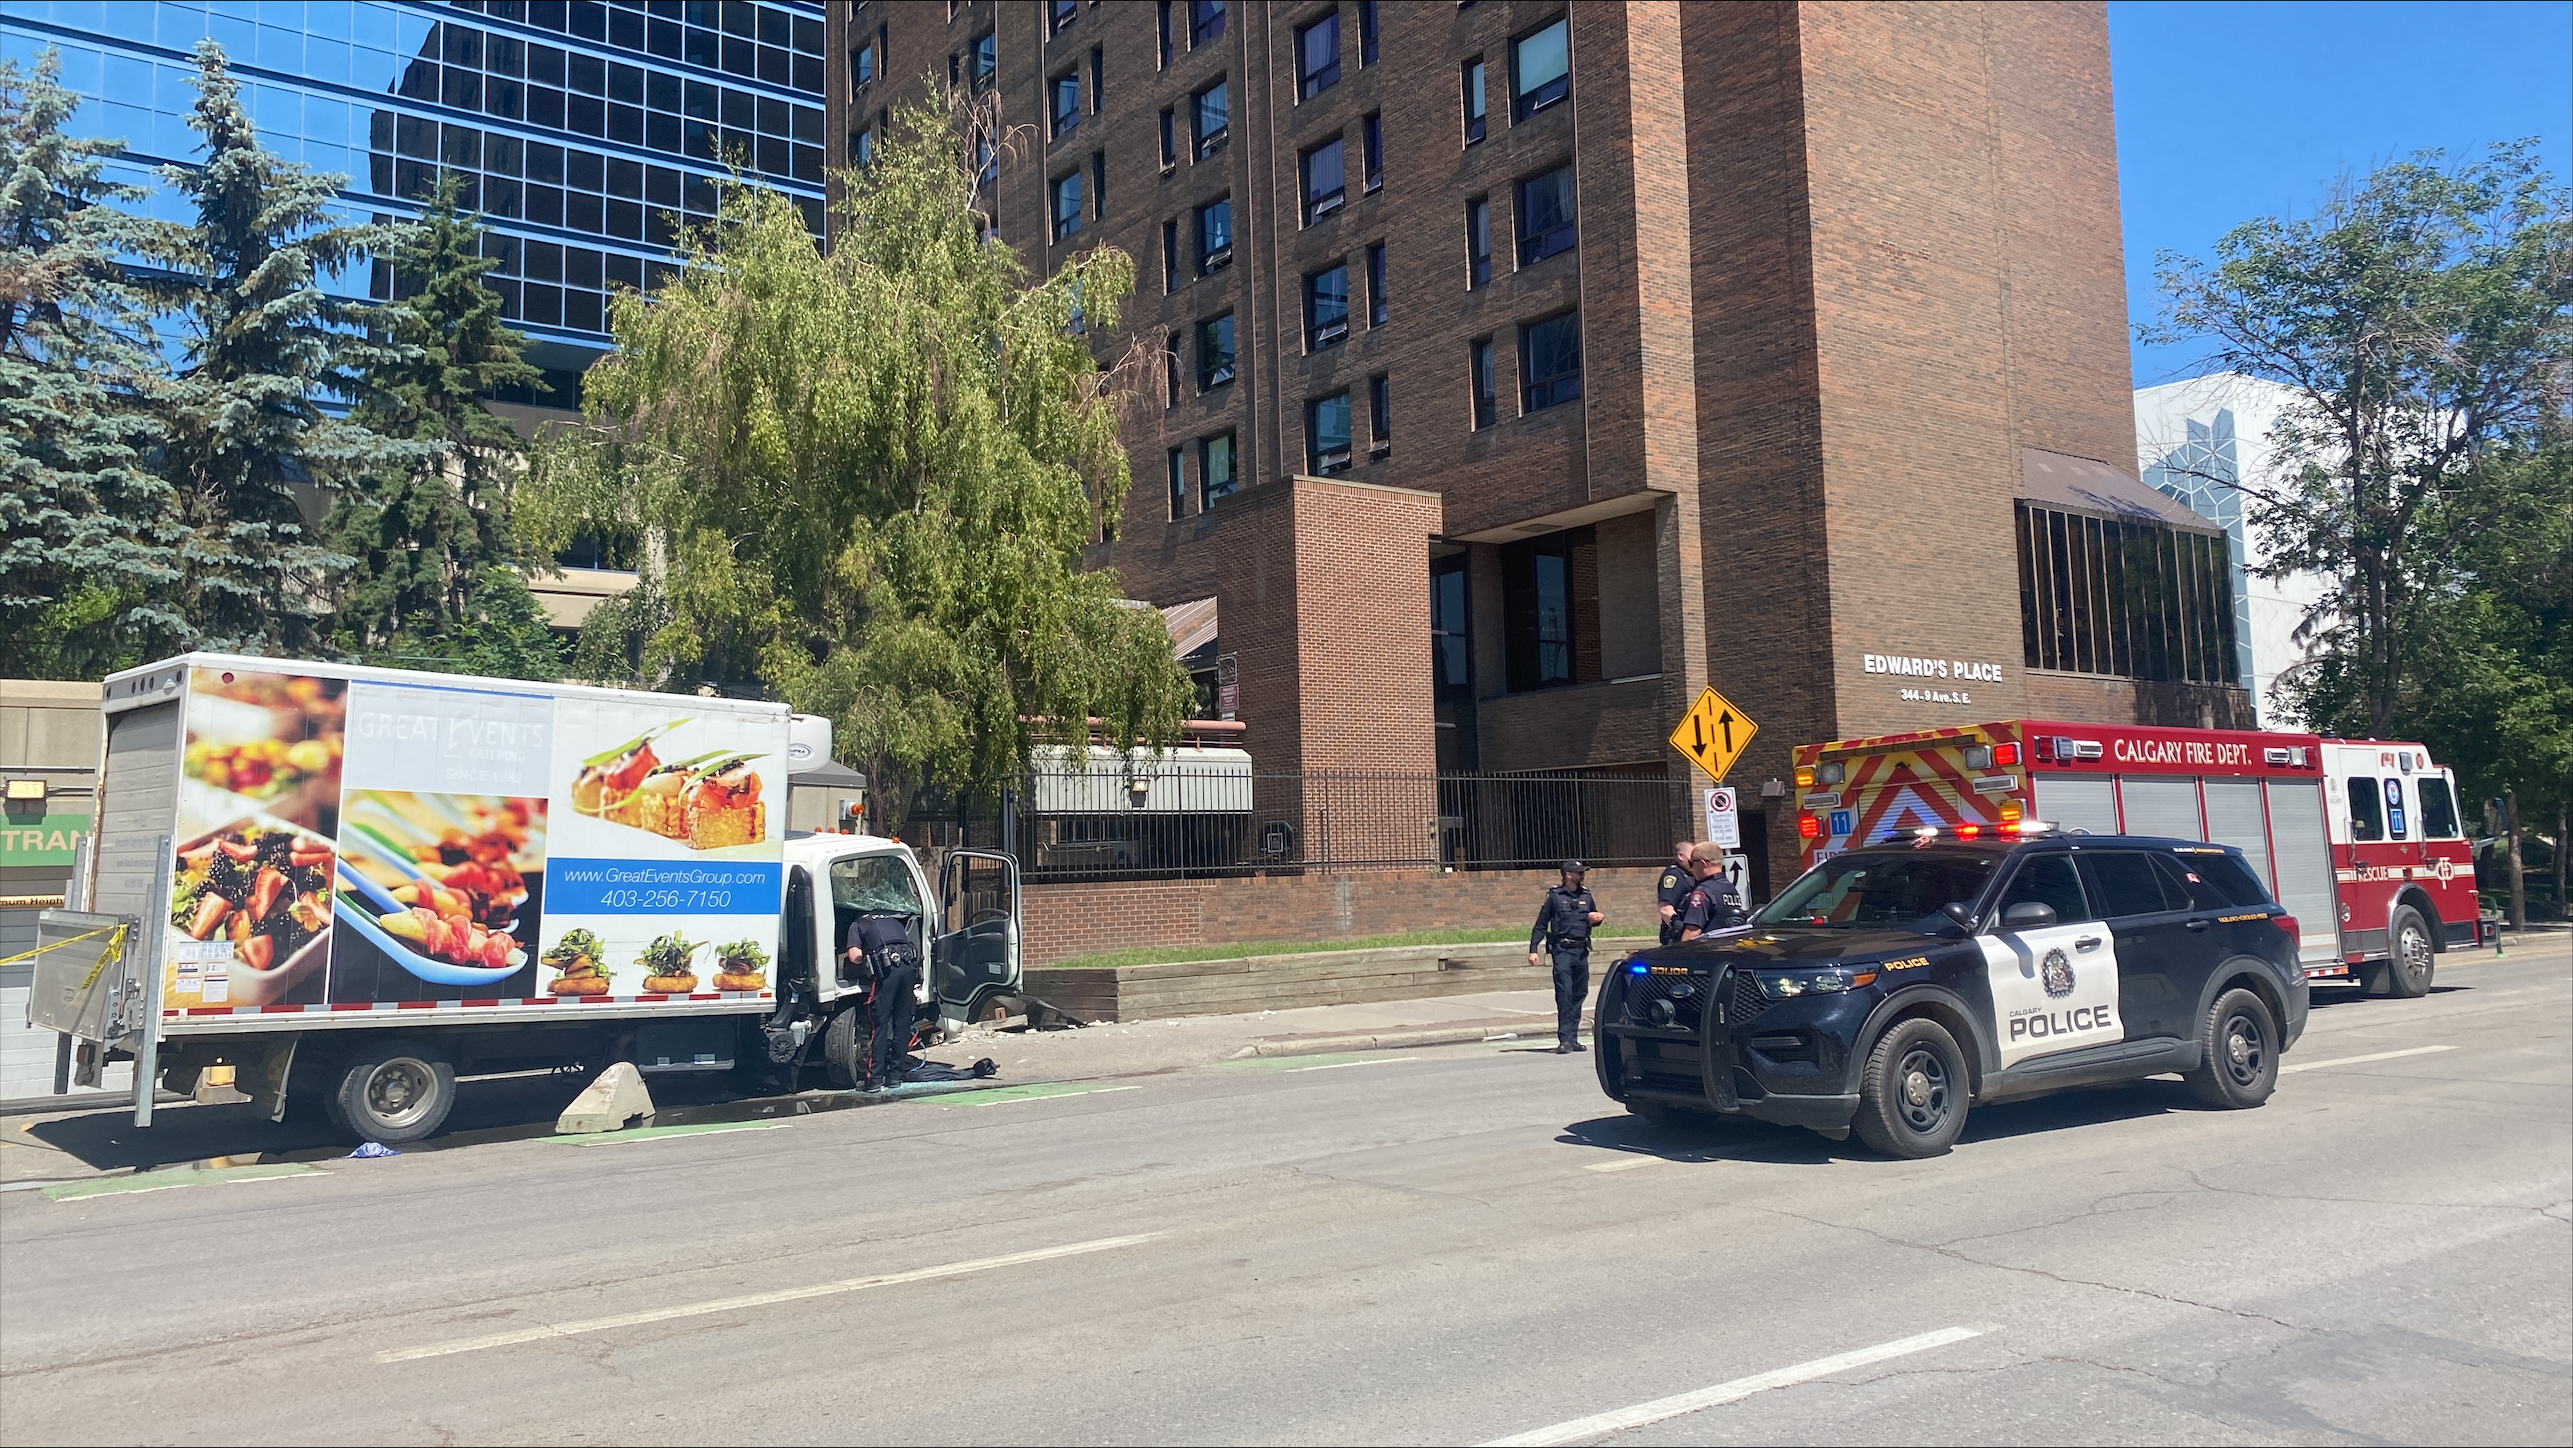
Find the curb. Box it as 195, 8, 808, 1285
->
1224, 1014, 1594, 1060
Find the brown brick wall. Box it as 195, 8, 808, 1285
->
1022, 862, 1667, 967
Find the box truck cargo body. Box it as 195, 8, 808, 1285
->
31, 654, 1020, 1142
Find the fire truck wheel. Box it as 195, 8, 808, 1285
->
823, 1004, 865, 1091
2184, 989, 2278, 1109
2385, 907, 2436, 998
1853, 1017, 1970, 1158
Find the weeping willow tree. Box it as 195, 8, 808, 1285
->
521, 95, 1192, 823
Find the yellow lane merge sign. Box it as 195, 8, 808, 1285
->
1669, 686, 1757, 782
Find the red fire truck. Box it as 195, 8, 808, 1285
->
1791, 721, 2495, 994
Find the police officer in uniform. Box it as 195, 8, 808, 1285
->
1675, 843, 1744, 941
844, 915, 923, 1092
1528, 860, 1603, 1053
1656, 840, 1696, 946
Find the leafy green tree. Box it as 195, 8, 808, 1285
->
0, 50, 182, 678
144, 40, 429, 655
2147, 141, 2573, 742
523, 98, 1193, 822
328, 169, 559, 678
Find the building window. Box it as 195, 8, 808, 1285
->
1165, 334, 1182, 405
1307, 391, 1353, 476
1090, 150, 1106, 218
852, 42, 875, 88
1200, 430, 1237, 509
2015, 503, 2241, 684
1163, 219, 1181, 291
1160, 108, 1177, 169
1431, 552, 1476, 770
1051, 72, 1081, 138
1517, 163, 1575, 265
1362, 112, 1383, 192
1367, 241, 1388, 326
1369, 373, 1391, 456
1196, 195, 1233, 272
974, 133, 998, 189
1462, 58, 1486, 145
1360, 0, 1379, 65
1502, 528, 1595, 690
1198, 312, 1236, 390
1051, 170, 1083, 240
1159, 1, 1175, 67
971, 31, 997, 93
1190, 0, 1226, 48
851, 126, 873, 166
1512, 17, 1571, 121
1466, 196, 1490, 287
1470, 337, 1496, 429
1520, 311, 1582, 412
1090, 45, 1105, 111
1305, 262, 1350, 351
1297, 11, 1341, 100
1052, 0, 1079, 34
1168, 447, 1187, 519
1303, 138, 1346, 224
1193, 80, 1229, 157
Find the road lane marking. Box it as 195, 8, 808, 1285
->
379, 1233, 1165, 1363
1583, 1157, 1663, 1173
1288, 1055, 1422, 1072
2282, 1045, 2457, 1074
934, 1082, 1139, 1106
1479, 1326, 1986, 1446
40, 1162, 323, 1202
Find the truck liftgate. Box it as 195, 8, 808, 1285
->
1791, 720, 2491, 989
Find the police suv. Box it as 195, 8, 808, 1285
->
1594, 823, 2309, 1158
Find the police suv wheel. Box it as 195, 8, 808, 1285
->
1852, 1018, 1969, 1159
2184, 988, 2279, 1109
2385, 908, 2435, 999
823, 1005, 865, 1091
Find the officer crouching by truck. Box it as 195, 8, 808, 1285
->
1528, 860, 1603, 1053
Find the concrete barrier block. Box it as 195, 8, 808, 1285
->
556, 1062, 655, 1134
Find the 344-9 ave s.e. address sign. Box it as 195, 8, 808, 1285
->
1669, 686, 1757, 782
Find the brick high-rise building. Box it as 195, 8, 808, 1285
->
831, 0, 2247, 889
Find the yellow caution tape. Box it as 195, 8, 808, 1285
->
0, 923, 128, 974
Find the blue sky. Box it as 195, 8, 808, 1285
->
2111, 0, 2572, 386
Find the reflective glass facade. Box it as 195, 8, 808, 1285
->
0, 1, 827, 377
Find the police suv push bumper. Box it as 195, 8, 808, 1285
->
1596, 940, 1885, 1131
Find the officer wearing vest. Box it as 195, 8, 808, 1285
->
1656, 840, 1696, 945
1527, 860, 1603, 1053
1675, 843, 1744, 941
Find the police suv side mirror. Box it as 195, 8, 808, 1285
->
2002, 901, 2057, 929
1940, 900, 1977, 930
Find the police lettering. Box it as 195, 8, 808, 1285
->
2009, 1005, 2114, 1040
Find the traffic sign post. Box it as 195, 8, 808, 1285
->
1668, 686, 1758, 783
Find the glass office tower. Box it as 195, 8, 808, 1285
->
0, 1, 828, 389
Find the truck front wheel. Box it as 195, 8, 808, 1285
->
2384, 907, 2435, 998
334, 1038, 457, 1144
823, 1005, 865, 1090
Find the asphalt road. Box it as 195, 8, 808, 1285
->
3, 940, 2566, 1446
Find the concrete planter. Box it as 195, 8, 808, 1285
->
1021, 936, 1652, 1023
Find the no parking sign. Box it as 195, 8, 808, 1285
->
1703, 785, 1740, 849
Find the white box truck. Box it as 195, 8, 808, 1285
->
29, 653, 1021, 1142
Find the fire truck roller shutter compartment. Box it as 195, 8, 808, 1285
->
2119, 776, 2205, 841
2264, 778, 2339, 966
2033, 775, 2119, 836
2202, 779, 2274, 892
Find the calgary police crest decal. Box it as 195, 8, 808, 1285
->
2040, 947, 2076, 999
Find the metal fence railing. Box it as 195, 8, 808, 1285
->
901, 768, 1693, 883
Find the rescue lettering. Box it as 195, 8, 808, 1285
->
2008, 1005, 2114, 1040
2111, 737, 2253, 768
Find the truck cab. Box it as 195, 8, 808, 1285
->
779, 833, 1022, 1043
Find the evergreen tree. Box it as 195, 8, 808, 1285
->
328, 169, 559, 677
146, 40, 429, 655
522, 97, 1193, 823
0, 50, 181, 678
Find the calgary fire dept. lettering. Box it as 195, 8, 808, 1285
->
2111, 737, 2253, 768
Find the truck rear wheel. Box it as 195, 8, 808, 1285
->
1852, 1018, 1969, 1159
2384, 907, 2435, 998
333, 1038, 456, 1144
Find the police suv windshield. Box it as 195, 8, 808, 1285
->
1752, 848, 1999, 934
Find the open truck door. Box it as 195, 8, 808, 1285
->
934, 849, 1021, 1032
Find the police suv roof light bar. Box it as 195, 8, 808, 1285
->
1884, 820, 2058, 843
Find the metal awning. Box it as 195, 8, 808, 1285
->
788, 760, 867, 789
1160, 597, 1219, 660
2020, 448, 2222, 536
